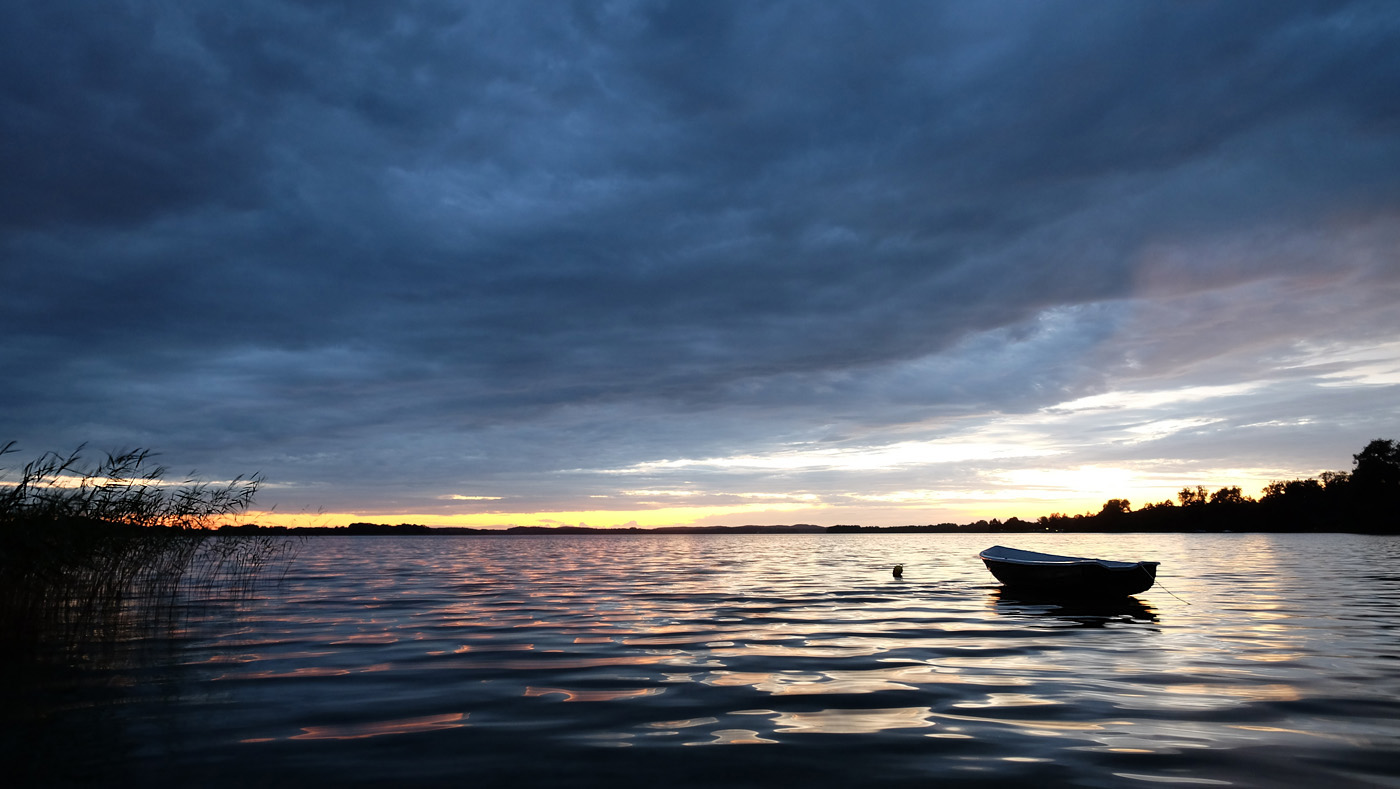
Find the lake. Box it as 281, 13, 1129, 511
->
7, 533, 1399, 788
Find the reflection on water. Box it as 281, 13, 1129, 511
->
990, 587, 1159, 626
288, 712, 468, 741
5, 533, 1400, 788
768, 706, 938, 734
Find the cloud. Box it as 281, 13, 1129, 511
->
2, 1, 1398, 524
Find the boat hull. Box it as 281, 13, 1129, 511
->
980, 546, 1158, 597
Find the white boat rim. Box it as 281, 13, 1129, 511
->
979, 545, 1158, 570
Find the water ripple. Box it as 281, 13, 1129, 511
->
12, 533, 1400, 788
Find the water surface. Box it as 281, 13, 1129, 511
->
9, 533, 1400, 788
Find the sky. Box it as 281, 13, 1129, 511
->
3, 1, 1399, 529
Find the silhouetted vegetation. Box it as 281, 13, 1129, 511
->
210, 439, 1400, 538
0, 443, 297, 665
1032, 438, 1399, 534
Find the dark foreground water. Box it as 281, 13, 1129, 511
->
7, 533, 1400, 788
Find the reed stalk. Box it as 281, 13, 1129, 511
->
0, 442, 297, 666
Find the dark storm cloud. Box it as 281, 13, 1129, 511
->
3, 1, 1398, 517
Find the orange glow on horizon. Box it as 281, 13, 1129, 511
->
235, 465, 1293, 530
239, 502, 813, 530
239, 496, 1104, 530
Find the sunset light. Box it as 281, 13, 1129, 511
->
2, 2, 1395, 530
4, 4, 1399, 787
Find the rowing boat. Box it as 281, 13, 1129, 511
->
978, 545, 1159, 597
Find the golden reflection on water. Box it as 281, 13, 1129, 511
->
459, 654, 675, 670
952, 691, 1060, 710
217, 665, 352, 680
702, 669, 918, 695
286, 712, 468, 741
687, 728, 778, 746
703, 641, 888, 659
329, 632, 399, 645
874, 661, 1035, 686
768, 706, 937, 734
1224, 724, 1353, 745
934, 711, 1111, 733
444, 642, 534, 654
112, 534, 1400, 787
191, 650, 335, 665
620, 632, 721, 646
643, 717, 719, 731
523, 686, 665, 702
1162, 682, 1301, 703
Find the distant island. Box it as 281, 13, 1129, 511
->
221, 438, 1400, 536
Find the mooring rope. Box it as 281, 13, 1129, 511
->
1153, 573, 1190, 605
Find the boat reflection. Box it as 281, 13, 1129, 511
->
989, 588, 1158, 627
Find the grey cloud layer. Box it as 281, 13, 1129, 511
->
3, 1, 1398, 517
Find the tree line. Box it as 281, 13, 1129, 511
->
1031, 438, 1399, 534
210, 438, 1399, 536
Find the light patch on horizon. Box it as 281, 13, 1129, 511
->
1237, 418, 1315, 430
1306, 340, 1400, 387
4, 3, 1397, 530
1047, 383, 1263, 414
736, 492, 822, 501
614, 489, 823, 504
995, 466, 1149, 498
242, 501, 817, 530
561, 359, 1388, 526
607, 440, 1061, 475
844, 490, 958, 504
1123, 418, 1224, 443
985, 463, 1309, 512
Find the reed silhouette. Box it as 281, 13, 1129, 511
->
0, 442, 296, 666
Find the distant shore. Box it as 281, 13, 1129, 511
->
220, 437, 1400, 536
217, 520, 1395, 536
220, 522, 974, 535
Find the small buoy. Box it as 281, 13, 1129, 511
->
893, 564, 904, 578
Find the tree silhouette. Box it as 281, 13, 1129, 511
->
1099, 498, 1132, 515
1209, 486, 1248, 505
1353, 439, 1400, 493
1178, 486, 1208, 506
1352, 439, 1400, 526
1061, 440, 1398, 534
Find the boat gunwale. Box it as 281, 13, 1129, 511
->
978, 545, 1159, 571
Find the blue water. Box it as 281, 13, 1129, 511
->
10, 533, 1400, 788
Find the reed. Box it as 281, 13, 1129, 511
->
0, 442, 297, 665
